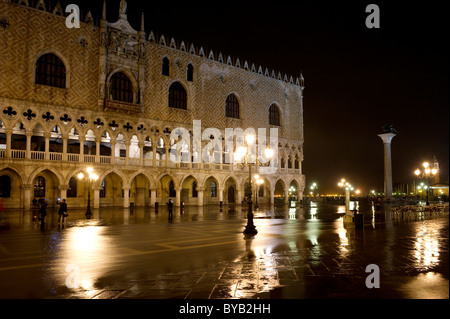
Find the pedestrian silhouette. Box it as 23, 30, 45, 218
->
39, 199, 48, 229
58, 199, 68, 224
167, 199, 174, 221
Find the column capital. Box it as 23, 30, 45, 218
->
58, 185, 70, 191
378, 133, 396, 144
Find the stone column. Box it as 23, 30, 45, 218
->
26, 132, 32, 159
164, 146, 169, 167
44, 132, 50, 160
150, 187, 157, 207
22, 184, 32, 210
175, 187, 182, 206
139, 142, 144, 166
95, 138, 101, 163
5, 129, 11, 158
197, 187, 204, 206
378, 133, 396, 198
58, 185, 69, 201
269, 188, 275, 205
237, 189, 242, 205
152, 146, 157, 167
284, 188, 289, 204
123, 187, 130, 208
79, 137, 85, 162
93, 187, 100, 209
218, 187, 223, 206
110, 138, 116, 165
62, 134, 68, 161
125, 141, 130, 166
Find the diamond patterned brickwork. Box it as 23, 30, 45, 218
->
0, 1, 304, 146
0, 2, 99, 109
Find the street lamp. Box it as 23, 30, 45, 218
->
414, 161, 438, 205
78, 166, 99, 218
338, 178, 354, 223
234, 134, 273, 235
310, 183, 318, 199
254, 175, 264, 211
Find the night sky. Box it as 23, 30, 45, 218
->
59, 0, 449, 194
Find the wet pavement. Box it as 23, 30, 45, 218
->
0, 202, 448, 299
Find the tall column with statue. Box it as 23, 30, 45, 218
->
378, 125, 397, 198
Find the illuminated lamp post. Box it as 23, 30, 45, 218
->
254, 175, 264, 211
310, 182, 318, 199
414, 162, 438, 206
78, 166, 99, 219
338, 178, 354, 223
234, 134, 273, 235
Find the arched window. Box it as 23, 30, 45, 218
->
169, 180, 176, 197
288, 157, 292, 169
110, 72, 133, 103
295, 158, 299, 169
269, 104, 281, 126
168, 82, 187, 110
225, 94, 239, 119
35, 53, 66, 88
67, 176, 77, 198
187, 63, 194, 82
34, 176, 46, 198
162, 57, 170, 76
281, 157, 285, 169
258, 185, 264, 198
210, 181, 217, 197
192, 181, 198, 198
0, 175, 11, 198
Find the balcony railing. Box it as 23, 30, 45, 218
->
1, 148, 301, 175
104, 99, 141, 115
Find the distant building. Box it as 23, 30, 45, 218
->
0, 0, 305, 209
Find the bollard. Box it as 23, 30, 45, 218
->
355, 213, 364, 229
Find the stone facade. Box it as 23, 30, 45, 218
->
0, 0, 305, 209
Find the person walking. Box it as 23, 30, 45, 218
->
167, 199, 174, 221
58, 199, 68, 224
39, 199, 48, 229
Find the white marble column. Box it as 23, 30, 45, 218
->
378, 133, 396, 198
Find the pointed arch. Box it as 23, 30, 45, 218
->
187, 63, 194, 82
225, 93, 240, 119
34, 51, 68, 89
269, 103, 281, 126
109, 71, 134, 103
168, 81, 187, 110
162, 56, 170, 76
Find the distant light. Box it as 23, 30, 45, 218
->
245, 134, 255, 145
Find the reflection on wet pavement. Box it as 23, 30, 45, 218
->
0, 202, 448, 299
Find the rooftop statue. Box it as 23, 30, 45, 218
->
382, 124, 398, 134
